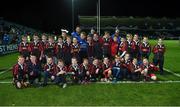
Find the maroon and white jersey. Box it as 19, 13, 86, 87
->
102, 63, 112, 71
101, 37, 112, 52
29, 41, 43, 52
12, 63, 28, 78
133, 40, 141, 52
44, 63, 57, 75
127, 40, 136, 53
140, 42, 151, 54
29, 41, 43, 58
68, 64, 80, 74
56, 66, 68, 74
45, 42, 56, 56
90, 64, 102, 75
140, 63, 159, 73
71, 43, 80, 57
121, 59, 132, 71
118, 41, 127, 56
152, 44, 166, 55
129, 63, 141, 72
80, 64, 92, 74
18, 42, 30, 53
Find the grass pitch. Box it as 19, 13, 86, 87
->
0, 40, 180, 106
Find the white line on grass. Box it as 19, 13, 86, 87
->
1, 81, 180, 84
97, 81, 180, 84
0, 67, 12, 75
164, 68, 180, 77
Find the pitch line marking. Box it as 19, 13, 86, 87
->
0, 67, 12, 75
164, 68, 180, 78
0, 81, 180, 84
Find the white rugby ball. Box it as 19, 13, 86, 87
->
151, 75, 157, 80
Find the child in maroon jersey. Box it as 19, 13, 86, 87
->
29, 34, 43, 61
141, 58, 159, 81
63, 36, 72, 66
45, 36, 56, 57
121, 53, 132, 80
90, 58, 103, 82
118, 37, 127, 58
18, 36, 30, 60
45, 36, 57, 64
55, 59, 67, 88
55, 36, 64, 60
133, 34, 141, 61
140, 36, 151, 60
101, 31, 112, 58
126, 33, 136, 59
129, 58, 141, 81
79, 58, 92, 83
68, 57, 81, 84
43, 57, 57, 86
12, 56, 28, 89
71, 37, 80, 61
111, 36, 119, 58
87, 35, 94, 62
152, 38, 166, 75
40, 34, 48, 64
102, 57, 112, 82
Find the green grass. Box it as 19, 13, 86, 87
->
148, 40, 180, 81
0, 53, 19, 69
0, 53, 19, 82
148, 40, 180, 73
0, 83, 180, 106
163, 41, 180, 73
0, 40, 180, 106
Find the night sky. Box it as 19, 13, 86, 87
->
1, 0, 180, 32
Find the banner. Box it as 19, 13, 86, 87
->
0, 44, 18, 55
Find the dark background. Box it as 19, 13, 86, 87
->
1, 0, 179, 33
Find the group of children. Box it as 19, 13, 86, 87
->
12, 26, 166, 89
